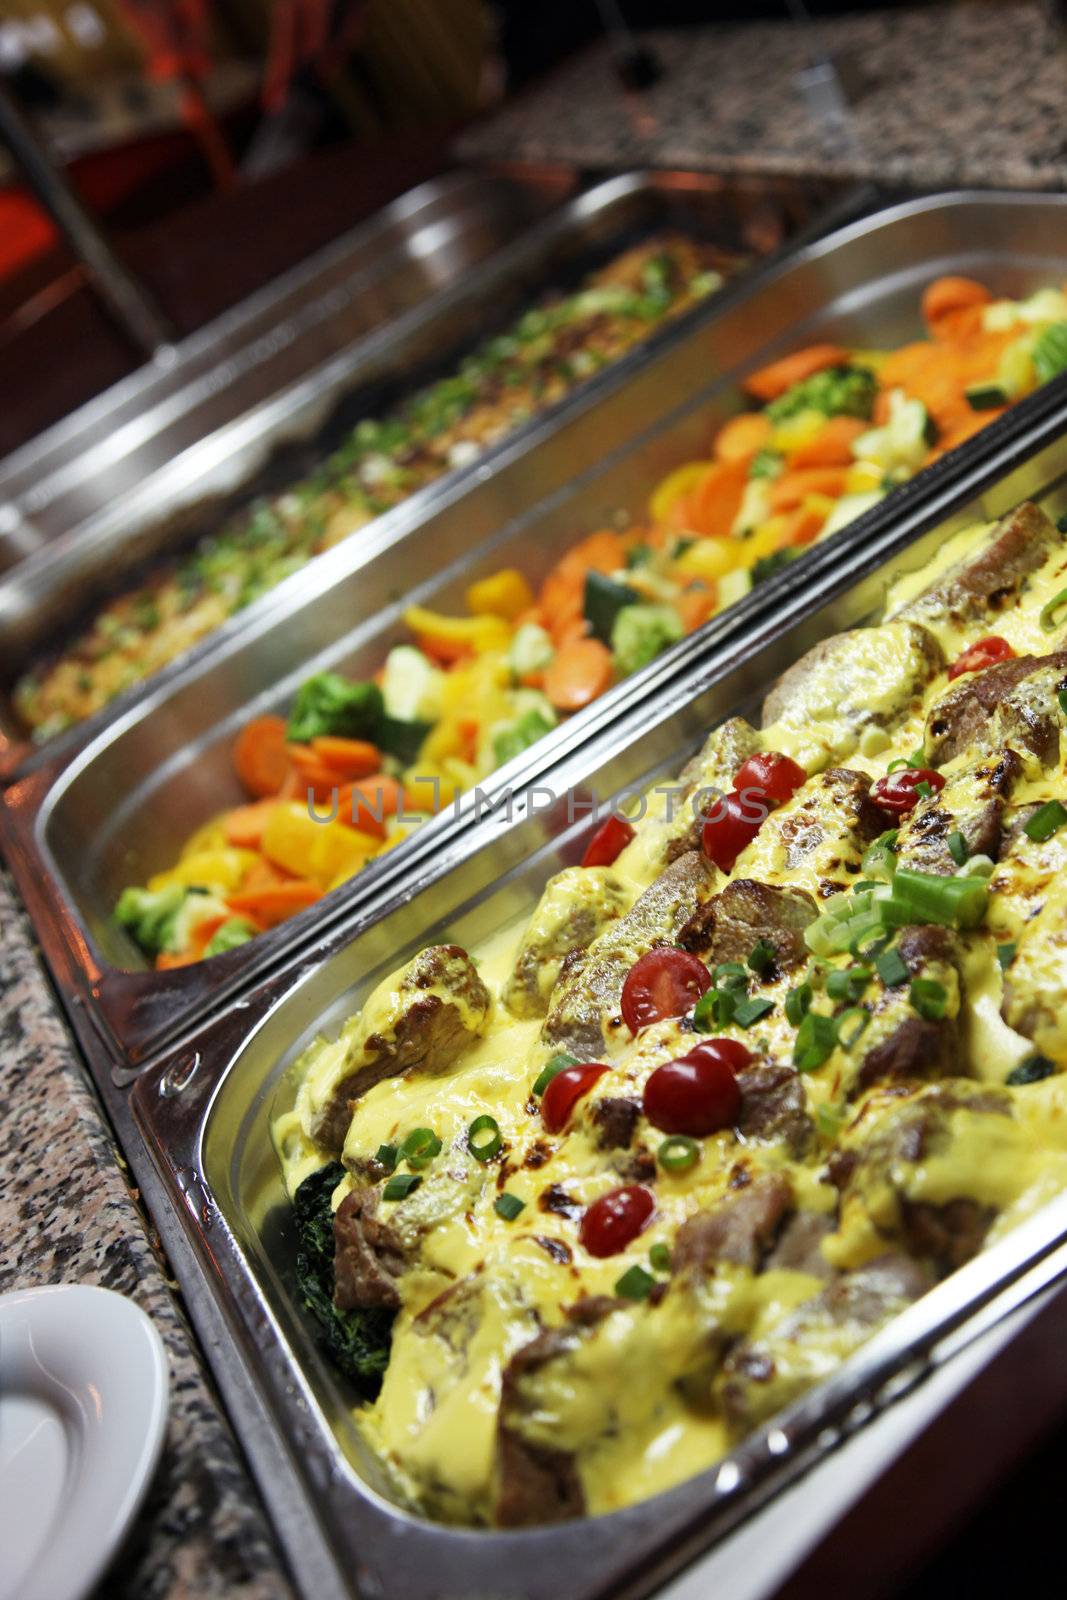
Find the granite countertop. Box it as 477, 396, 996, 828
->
457, 1, 1067, 192
0, 869, 296, 1600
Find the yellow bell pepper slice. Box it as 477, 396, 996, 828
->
179, 814, 231, 860
648, 461, 710, 525
770, 407, 826, 457
261, 803, 380, 889
737, 519, 792, 567
404, 605, 509, 656
465, 568, 535, 621
673, 536, 742, 583
148, 848, 257, 895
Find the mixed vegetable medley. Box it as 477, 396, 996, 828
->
273, 496, 1067, 1526
16, 236, 724, 742
114, 274, 1067, 969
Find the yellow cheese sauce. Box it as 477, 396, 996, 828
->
275, 499, 1067, 1526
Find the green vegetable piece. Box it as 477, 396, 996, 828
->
1032, 321, 1067, 386
766, 365, 877, 424
965, 381, 1009, 411
399, 1128, 441, 1170
533, 1053, 578, 1095
377, 714, 432, 765
1039, 586, 1067, 634
287, 673, 384, 744
826, 965, 872, 1004
1023, 799, 1067, 842
834, 1007, 870, 1049
996, 942, 1017, 972
885, 866, 989, 930
947, 831, 969, 867
202, 917, 257, 958
625, 543, 654, 569
293, 1163, 393, 1391
584, 570, 641, 645
383, 1172, 423, 1201
374, 1143, 398, 1173
1006, 1054, 1057, 1086
785, 982, 813, 1026
495, 1193, 526, 1221
747, 939, 776, 975
748, 448, 784, 481
876, 947, 910, 988
658, 1135, 700, 1173
751, 549, 796, 586
615, 1265, 656, 1301
793, 1011, 837, 1072
649, 1242, 672, 1272
611, 603, 684, 676
493, 708, 556, 767
114, 883, 188, 957
468, 1115, 503, 1162
693, 987, 737, 1030
733, 995, 774, 1028
909, 977, 948, 1021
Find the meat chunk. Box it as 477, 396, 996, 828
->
678, 878, 817, 973
988, 810, 1067, 946
895, 748, 1021, 875
717, 1254, 932, 1435
333, 1187, 407, 1312
1002, 870, 1067, 1065
590, 1096, 640, 1150
850, 924, 963, 1097
664, 717, 763, 863
673, 1173, 794, 1274
305, 945, 491, 1152
761, 622, 943, 765
502, 867, 629, 1020
542, 850, 715, 1057
922, 651, 1067, 770
763, 1210, 835, 1277
890, 502, 1065, 634
737, 768, 884, 897
735, 1064, 814, 1156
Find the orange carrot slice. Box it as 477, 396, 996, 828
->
226, 881, 322, 927
786, 415, 867, 469
769, 468, 848, 513
921, 275, 993, 332
683, 457, 750, 539
233, 715, 291, 799
223, 800, 281, 849
544, 637, 614, 712
340, 775, 403, 838
713, 411, 772, 463
310, 737, 382, 780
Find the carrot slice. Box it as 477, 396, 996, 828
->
239, 856, 293, 893
156, 949, 198, 970
769, 468, 849, 513
781, 503, 830, 547
677, 587, 718, 632
921, 275, 993, 332
226, 880, 322, 927
286, 745, 346, 800
743, 344, 851, 403
340, 775, 403, 838
683, 457, 750, 539
786, 415, 867, 469
233, 715, 291, 799
544, 637, 614, 712
224, 800, 281, 849
713, 412, 772, 463
415, 631, 475, 666
310, 737, 382, 780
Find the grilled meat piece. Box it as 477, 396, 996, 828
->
503, 867, 630, 1020
590, 1096, 640, 1151
333, 1187, 408, 1312
890, 502, 1064, 633
923, 652, 1067, 770
895, 748, 1021, 874
306, 945, 491, 1152
1001, 870, 1067, 1065
678, 878, 817, 972
542, 850, 715, 1057
849, 925, 963, 1098
735, 1064, 815, 1157
672, 1173, 794, 1274
735, 768, 884, 897
763, 1210, 835, 1277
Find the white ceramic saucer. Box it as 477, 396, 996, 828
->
0, 1284, 169, 1600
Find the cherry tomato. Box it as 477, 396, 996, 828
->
541, 1062, 610, 1133
579, 1184, 655, 1257
620, 948, 712, 1035
733, 752, 808, 806
581, 814, 636, 868
948, 635, 1015, 681
643, 1038, 748, 1136
701, 789, 768, 872
870, 767, 946, 815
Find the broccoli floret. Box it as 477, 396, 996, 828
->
766, 365, 877, 424
748, 447, 785, 480
1033, 321, 1067, 386
203, 917, 257, 958
293, 1164, 394, 1392
492, 706, 556, 766
287, 673, 384, 744
611, 603, 684, 677
114, 884, 187, 956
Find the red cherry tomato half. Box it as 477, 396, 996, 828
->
620, 948, 712, 1035
701, 789, 768, 873
869, 767, 946, 815
948, 635, 1015, 681
643, 1038, 748, 1136
541, 1062, 610, 1133
579, 1184, 655, 1258
733, 751, 808, 806
581, 814, 636, 868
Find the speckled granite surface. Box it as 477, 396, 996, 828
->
457, 2, 1067, 191
0, 869, 296, 1600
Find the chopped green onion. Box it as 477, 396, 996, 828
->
851, 924, 892, 961
997, 941, 1016, 971
694, 987, 737, 1030
816, 1103, 844, 1140
947, 831, 969, 867
835, 1007, 870, 1049
1006, 1054, 1056, 1086
383, 1172, 422, 1201
494, 1192, 526, 1221
400, 1128, 442, 1169
1058, 687, 1067, 717
909, 745, 927, 768
734, 995, 775, 1028
826, 965, 872, 1004
713, 961, 750, 990
794, 1011, 837, 1072
865, 829, 900, 867
909, 977, 948, 1020
876, 947, 910, 988
886, 758, 910, 774
885, 866, 989, 930
747, 939, 776, 975
1039, 586, 1067, 634
658, 1135, 701, 1173
914, 781, 934, 801
649, 1242, 672, 1272
785, 982, 813, 1026
1023, 799, 1067, 843
375, 1142, 398, 1173
468, 1114, 503, 1162
615, 1265, 656, 1301
533, 1053, 578, 1095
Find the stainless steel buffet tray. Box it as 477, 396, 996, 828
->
3, 190, 1067, 1077
0, 166, 845, 777
122, 409, 1067, 1600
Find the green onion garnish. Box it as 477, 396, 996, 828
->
468, 1114, 503, 1162
400, 1128, 442, 1169
884, 866, 989, 930
914, 781, 934, 801
793, 1011, 837, 1072
494, 1192, 525, 1221
1039, 586, 1067, 633
375, 1142, 398, 1173
886, 758, 910, 774
713, 961, 750, 990
533, 1052, 578, 1095
383, 1172, 422, 1201
851, 924, 892, 961
1023, 799, 1067, 843
909, 977, 948, 1020
785, 982, 813, 1026
1006, 1054, 1056, 1086
909, 745, 927, 768
997, 941, 1016, 971
826, 965, 872, 1004
615, 1265, 656, 1301
747, 939, 776, 975
947, 831, 969, 866
658, 1135, 701, 1172
835, 1007, 869, 1049
816, 1103, 844, 1139
694, 987, 737, 1030
1058, 687, 1067, 716
876, 947, 910, 987
649, 1242, 672, 1272
734, 995, 774, 1028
